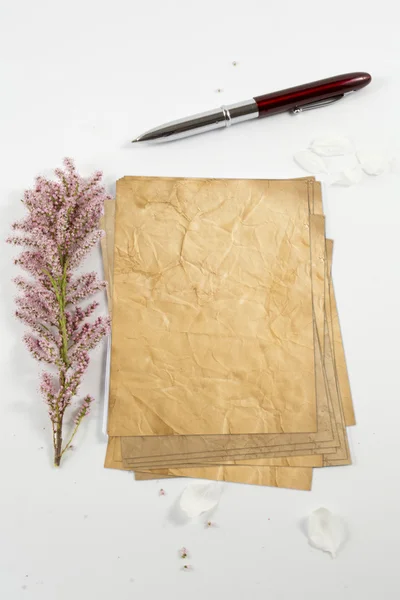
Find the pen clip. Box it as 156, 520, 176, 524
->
291, 94, 344, 114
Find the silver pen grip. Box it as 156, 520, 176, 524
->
134, 99, 259, 143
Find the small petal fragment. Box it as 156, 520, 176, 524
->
333, 164, 363, 186
310, 135, 354, 156
307, 508, 347, 558
179, 483, 222, 518
357, 149, 388, 175
293, 150, 328, 174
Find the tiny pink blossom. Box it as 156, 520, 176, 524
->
179, 547, 189, 559
205, 521, 217, 528
7, 158, 111, 467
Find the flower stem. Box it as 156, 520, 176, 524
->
50, 260, 70, 467
54, 419, 63, 467
60, 421, 81, 459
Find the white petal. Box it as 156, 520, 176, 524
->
333, 164, 363, 186
320, 173, 341, 187
357, 149, 388, 175
310, 135, 354, 156
323, 154, 358, 173
293, 150, 328, 174
307, 508, 347, 558
179, 483, 222, 518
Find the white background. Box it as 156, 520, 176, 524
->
1, 1, 399, 598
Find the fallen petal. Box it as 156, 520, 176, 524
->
307, 508, 347, 558
333, 164, 363, 186
293, 150, 328, 174
357, 149, 388, 175
179, 483, 222, 519
310, 135, 354, 156
323, 154, 358, 173
320, 173, 341, 187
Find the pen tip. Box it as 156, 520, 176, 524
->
131, 138, 141, 143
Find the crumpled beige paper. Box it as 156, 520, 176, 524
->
108, 177, 317, 437
101, 199, 323, 472
120, 188, 351, 467
102, 177, 353, 489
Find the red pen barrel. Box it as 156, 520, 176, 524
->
254, 72, 371, 117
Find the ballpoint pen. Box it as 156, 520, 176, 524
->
132, 72, 371, 144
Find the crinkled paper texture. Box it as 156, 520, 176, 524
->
102, 178, 354, 489
108, 177, 317, 437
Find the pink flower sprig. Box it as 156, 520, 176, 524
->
7, 158, 111, 466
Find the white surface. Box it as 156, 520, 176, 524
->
0, 1, 399, 598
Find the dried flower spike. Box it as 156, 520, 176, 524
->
7, 158, 111, 467
179, 547, 189, 559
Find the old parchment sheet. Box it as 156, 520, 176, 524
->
107, 177, 317, 437
101, 178, 353, 488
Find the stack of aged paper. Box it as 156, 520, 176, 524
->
102, 176, 355, 491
